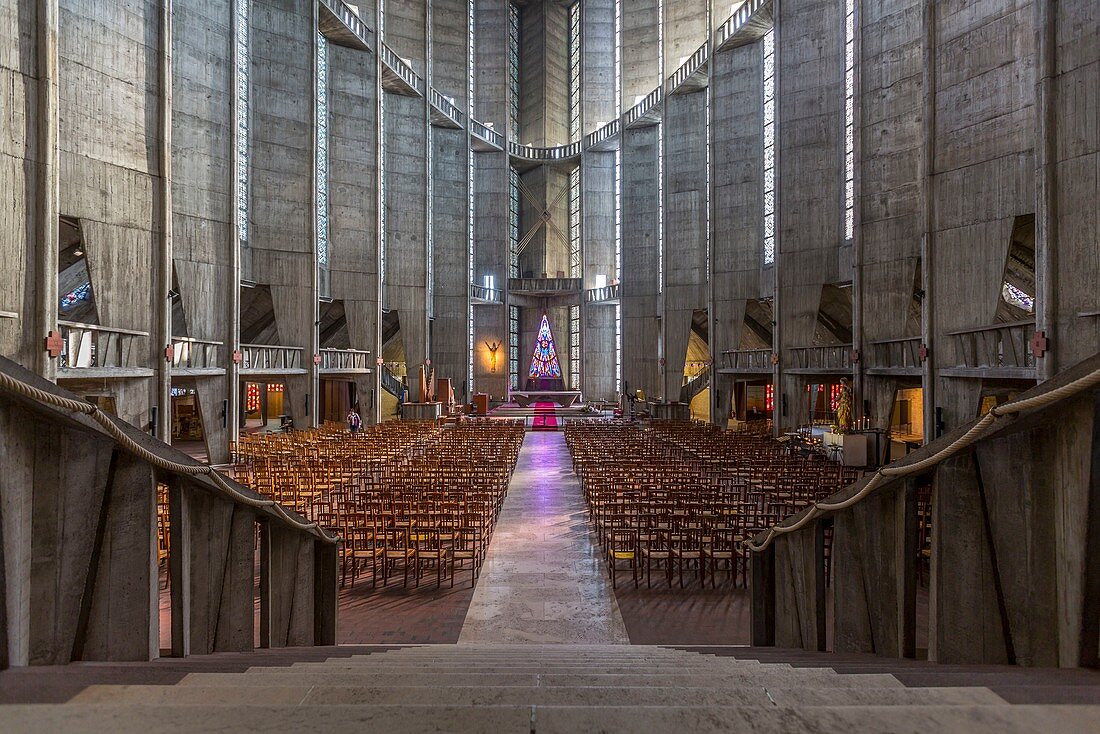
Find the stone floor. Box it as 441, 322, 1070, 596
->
459, 431, 630, 643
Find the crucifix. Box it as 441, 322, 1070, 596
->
485, 341, 501, 373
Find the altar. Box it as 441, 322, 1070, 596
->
510, 390, 582, 408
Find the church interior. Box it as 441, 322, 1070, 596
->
1, 0, 1100, 731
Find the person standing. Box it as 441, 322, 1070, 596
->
346, 407, 362, 433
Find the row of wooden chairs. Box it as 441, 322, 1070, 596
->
565, 421, 860, 589
230, 419, 524, 589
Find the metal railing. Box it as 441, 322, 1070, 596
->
789, 344, 853, 372
239, 344, 305, 372
470, 118, 504, 149
429, 88, 465, 127
171, 336, 222, 371
585, 283, 620, 303
585, 119, 620, 149
717, 0, 768, 47
508, 140, 583, 161
945, 319, 1036, 371
319, 348, 372, 372
319, 0, 373, 48
624, 87, 663, 127
668, 40, 709, 91
867, 336, 923, 371
379, 42, 423, 94
509, 277, 583, 293
680, 366, 712, 402
722, 348, 773, 371
380, 364, 404, 397
472, 284, 503, 303
58, 321, 148, 370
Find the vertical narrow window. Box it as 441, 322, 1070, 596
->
569, 167, 581, 278
569, 305, 580, 390
467, 0, 475, 394
235, 0, 250, 245
614, 0, 622, 393
569, 164, 581, 391
509, 166, 520, 278
379, 100, 387, 291
508, 2, 521, 140
315, 32, 329, 268
762, 28, 776, 265
657, 0, 664, 292
509, 305, 520, 390
843, 0, 856, 240
568, 2, 581, 141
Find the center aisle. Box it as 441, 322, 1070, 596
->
459, 431, 630, 644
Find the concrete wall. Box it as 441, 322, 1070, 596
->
249, 0, 315, 426
711, 39, 764, 424
0, 2, 40, 369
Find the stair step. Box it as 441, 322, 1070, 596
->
180, 671, 904, 689
5, 703, 1098, 734
71, 684, 1008, 708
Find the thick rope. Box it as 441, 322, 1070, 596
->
744, 366, 1100, 553
0, 370, 337, 543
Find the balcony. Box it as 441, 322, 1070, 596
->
509, 277, 583, 296
470, 119, 504, 152
716, 0, 771, 52
471, 284, 503, 304
584, 119, 620, 151
509, 140, 582, 162
171, 336, 224, 376
379, 43, 423, 96
865, 336, 923, 376
585, 283, 620, 304
318, 0, 373, 51
57, 321, 153, 378
429, 88, 465, 129
719, 348, 773, 374
787, 344, 853, 375
319, 348, 372, 375
667, 40, 709, 94
942, 319, 1037, 379
239, 344, 307, 375
624, 87, 663, 128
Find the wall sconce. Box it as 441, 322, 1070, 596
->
485, 341, 501, 373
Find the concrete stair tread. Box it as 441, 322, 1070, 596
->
3, 703, 1099, 734
179, 671, 906, 688
70, 683, 1009, 707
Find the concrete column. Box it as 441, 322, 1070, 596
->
156, 0, 174, 442
36, 0, 59, 381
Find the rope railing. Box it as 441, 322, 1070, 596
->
745, 366, 1100, 552
0, 370, 338, 543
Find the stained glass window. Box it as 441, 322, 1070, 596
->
762, 28, 776, 265
508, 2, 521, 140
316, 32, 330, 267
528, 314, 563, 379
843, 0, 856, 240
569, 305, 580, 389
1002, 282, 1035, 312
509, 166, 520, 277
568, 2, 581, 141
60, 281, 92, 311
235, 0, 250, 245
509, 305, 520, 390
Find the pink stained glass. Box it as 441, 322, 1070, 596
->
528, 313, 563, 379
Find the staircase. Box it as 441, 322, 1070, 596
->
3, 645, 1098, 732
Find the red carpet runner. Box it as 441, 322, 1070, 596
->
530, 401, 559, 431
